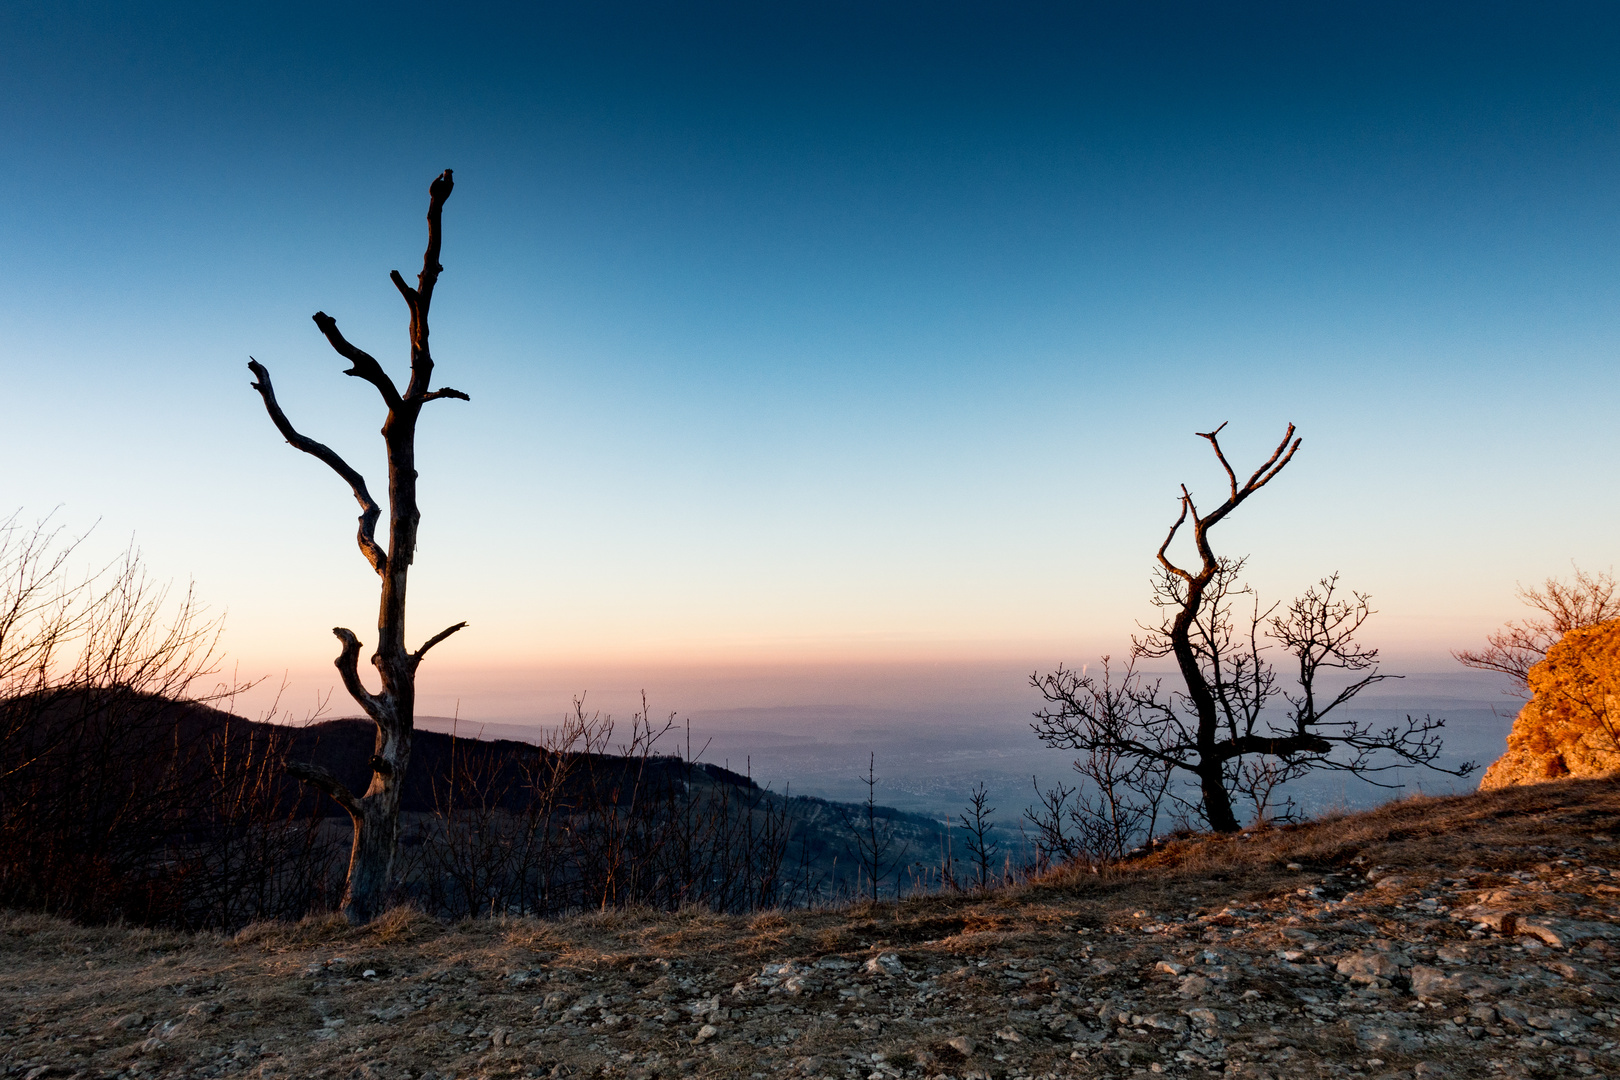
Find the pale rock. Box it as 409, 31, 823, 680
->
946, 1035, 976, 1056
1517, 916, 1620, 949
692, 1024, 718, 1044
1455, 906, 1517, 934
367, 1003, 414, 1022
1354, 1026, 1414, 1053
1177, 974, 1212, 998
1545, 1007, 1596, 1030
1493, 1001, 1532, 1029
1408, 965, 1506, 999
1139, 1013, 1188, 1033
1336, 950, 1408, 984
863, 953, 905, 977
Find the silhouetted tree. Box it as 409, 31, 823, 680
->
840, 754, 908, 901
1454, 566, 1620, 693
1033, 423, 1473, 835
958, 781, 999, 891
248, 170, 470, 923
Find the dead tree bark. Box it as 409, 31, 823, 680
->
248, 170, 469, 923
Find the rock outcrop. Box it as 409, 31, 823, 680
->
1480, 618, 1620, 789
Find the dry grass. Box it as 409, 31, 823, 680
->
1027, 778, 1620, 911
3, 777, 1618, 1079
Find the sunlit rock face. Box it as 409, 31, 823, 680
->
1481, 619, 1620, 790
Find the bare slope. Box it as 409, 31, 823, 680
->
7, 779, 1620, 1080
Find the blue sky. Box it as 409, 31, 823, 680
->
2, 2, 1617, 720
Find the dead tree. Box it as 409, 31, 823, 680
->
1032, 424, 1473, 836
247, 170, 469, 923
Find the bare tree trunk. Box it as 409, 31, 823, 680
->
250, 170, 470, 923
1155, 423, 1299, 834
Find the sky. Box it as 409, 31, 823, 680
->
2, 2, 1617, 732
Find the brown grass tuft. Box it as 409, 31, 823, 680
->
368, 903, 440, 944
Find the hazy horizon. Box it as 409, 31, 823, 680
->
358, 665, 1519, 825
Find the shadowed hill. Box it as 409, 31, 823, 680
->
0, 690, 949, 928
283, 717, 762, 815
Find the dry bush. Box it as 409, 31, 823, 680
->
0, 516, 349, 929
1456, 565, 1620, 691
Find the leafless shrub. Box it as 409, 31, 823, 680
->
164, 698, 348, 930
956, 782, 1000, 891
1454, 565, 1620, 693
1027, 657, 1172, 866
836, 754, 911, 902
0, 515, 355, 927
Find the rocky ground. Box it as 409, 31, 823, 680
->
6, 778, 1620, 1080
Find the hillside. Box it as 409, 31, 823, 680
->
0, 692, 952, 925
4, 777, 1618, 1080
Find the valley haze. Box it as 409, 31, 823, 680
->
393, 666, 1515, 822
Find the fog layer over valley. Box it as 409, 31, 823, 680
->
415, 670, 1515, 828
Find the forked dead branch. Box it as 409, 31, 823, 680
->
1032, 424, 1474, 841
248, 170, 470, 924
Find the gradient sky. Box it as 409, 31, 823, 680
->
2, 2, 1617, 722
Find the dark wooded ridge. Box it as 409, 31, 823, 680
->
0, 690, 952, 929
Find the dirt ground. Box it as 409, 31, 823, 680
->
6, 777, 1620, 1080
